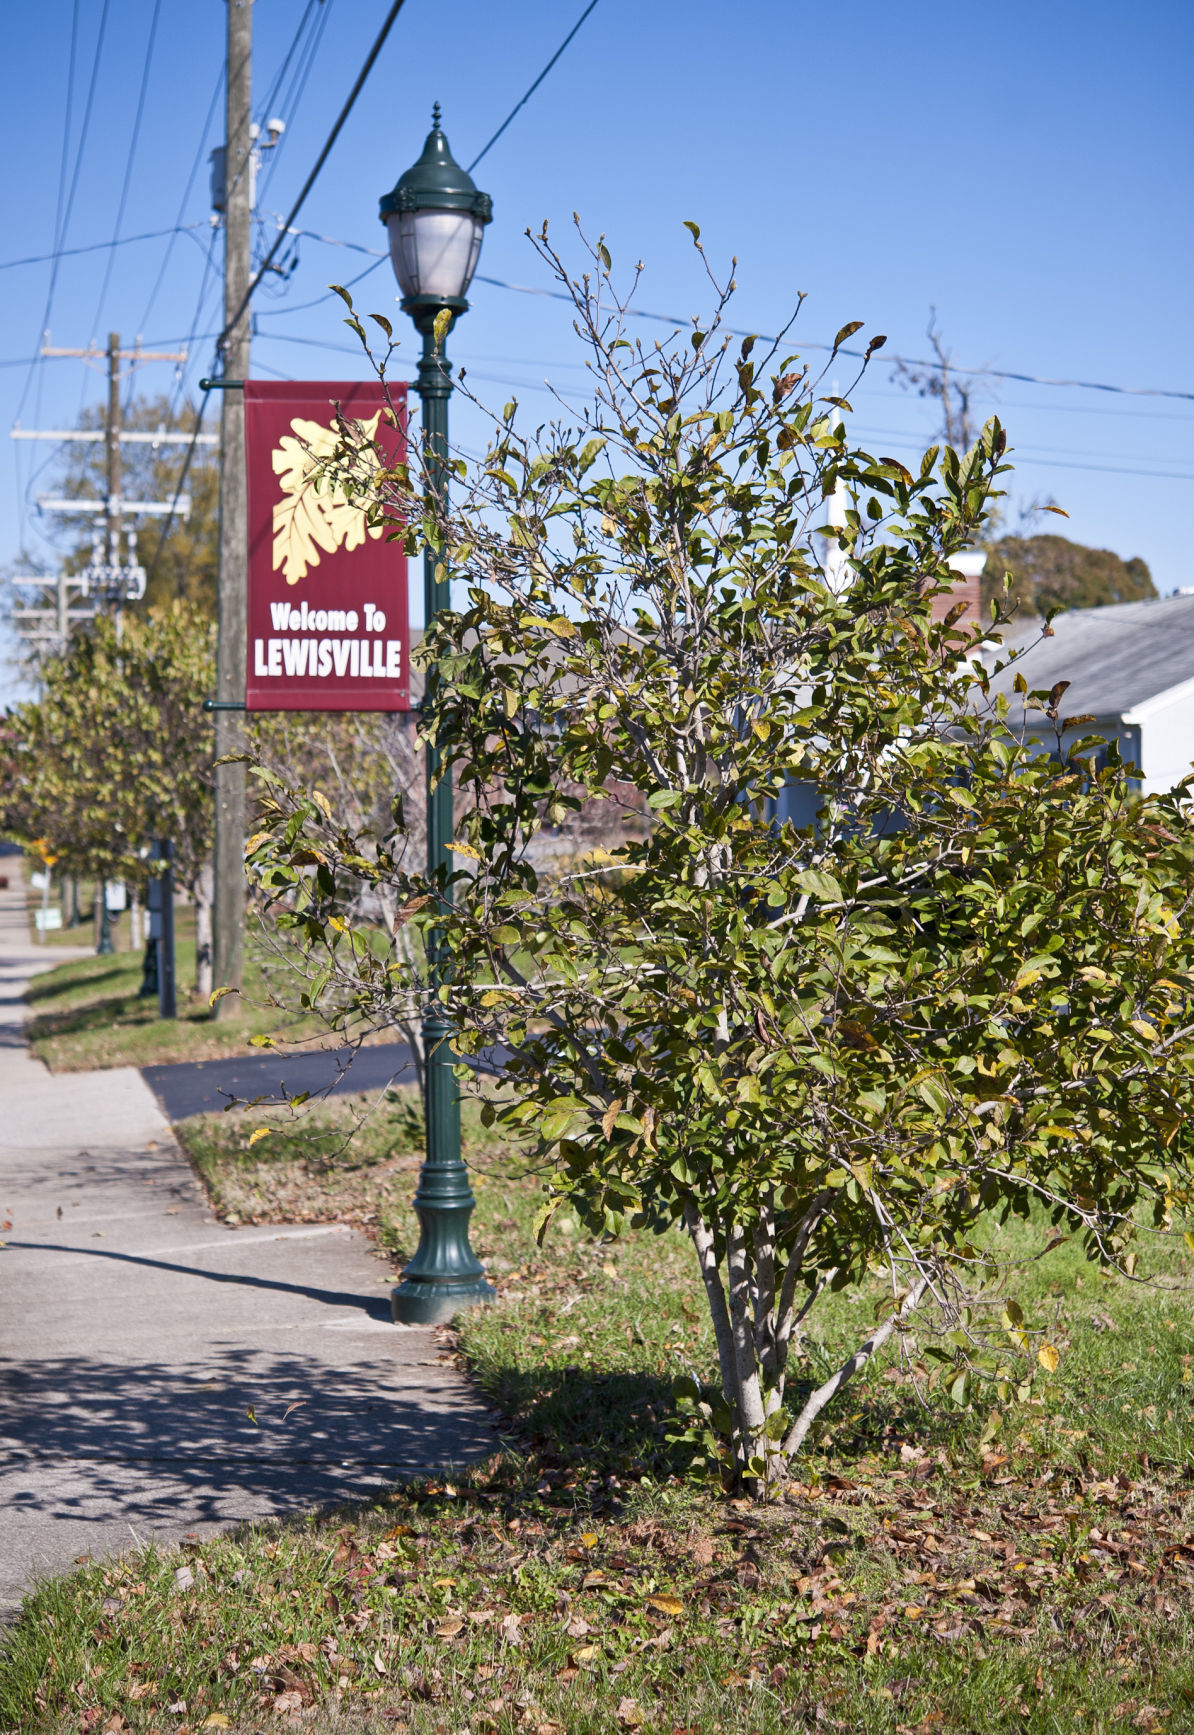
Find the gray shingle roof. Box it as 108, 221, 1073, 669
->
986, 593, 1194, 721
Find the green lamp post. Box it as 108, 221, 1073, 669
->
380, 106, 494, 1326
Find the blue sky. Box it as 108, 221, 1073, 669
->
3, 0, 1192, 704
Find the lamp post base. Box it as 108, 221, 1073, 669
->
391, 1274, 494, 1326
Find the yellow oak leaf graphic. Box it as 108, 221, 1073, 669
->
272, 410, 384, 584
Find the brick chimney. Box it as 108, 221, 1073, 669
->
930, 550, 988, 626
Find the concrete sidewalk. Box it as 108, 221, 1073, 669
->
0, 864, 495, 1616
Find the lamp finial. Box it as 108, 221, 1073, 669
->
431, 101, 442, 129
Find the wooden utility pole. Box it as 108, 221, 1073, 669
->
212, 0, 252, 1015
105, 332, 121, 564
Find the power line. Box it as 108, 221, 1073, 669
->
256, 0, 336, 208
0, 225, 204, 275
466, 0, 600, 173
255, 0, 319, 129
135, 67, 224, 336
216, 0, 400, 352
16, 0, 112, 422
253, 253, 387, 318
472, 273, 1194, 406
145, 387, 214, 590
88, 0, 164, 345
168, 226, 222, 421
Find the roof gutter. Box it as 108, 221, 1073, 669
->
1121, 669, 1194, 727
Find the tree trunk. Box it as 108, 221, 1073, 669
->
129, 888, 142, 951
194, 859, 214, 1000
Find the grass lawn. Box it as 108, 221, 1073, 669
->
3, 1090, 1194, 1733
22, 909, 331, 1072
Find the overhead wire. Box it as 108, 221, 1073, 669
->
472, 273, 1194, 406
0, 225, 205, 276
215, 0, 410, 360
87, 0, 164, 348
16, 0, 112, 422
255, 0, 320, 129
135, 66, 224, 338
151, 0, 411, 588
238, 225, 1194, 413
11, 0, 78, 555
467, 0, 600, 173
255, 0, 336, 210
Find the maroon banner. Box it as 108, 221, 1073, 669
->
244, 380, 409, 711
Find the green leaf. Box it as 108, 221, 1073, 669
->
795, 868, 844, 905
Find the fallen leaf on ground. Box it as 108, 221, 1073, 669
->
645, 1595, 684, 1616
616, 1698, 646, 1728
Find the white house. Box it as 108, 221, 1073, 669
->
987, 592, 1194, 795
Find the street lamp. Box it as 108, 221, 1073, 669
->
380, 106, 494, 1326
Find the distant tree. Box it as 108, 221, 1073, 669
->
46, 395, 218, 613
893, 311, 980, 451
0, 603, 217, 991
984, 532, 1156, 616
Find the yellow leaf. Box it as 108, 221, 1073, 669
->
432, 308, 453, 347
1012, 967, 1042, 993
1130, 1019, 1160, 1042
580, 1532, 598, 1548
573, 1644, 599, 1663
645, 1594, 684, 1616
243, 831, 272, 857
209, 985, 237, 1007
202, 1718, 232, 1731
449, 839, 481, 860
1037, 1125, 1077, 1140
271, 410, 384, 585
1038, 1343, 1060, 1373
247, 1128, 271, 1147
433, 1578, 456, 1588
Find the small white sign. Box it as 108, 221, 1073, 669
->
105, 882, 127, 912
29, 870, 48, 890
35, 907, 63, 930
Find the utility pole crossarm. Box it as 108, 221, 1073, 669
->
40, 346, 188, 363
12, 430, 218, 445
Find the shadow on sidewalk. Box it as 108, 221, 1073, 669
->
3, 1239, 392, 1320
0, 1342, 496, 1524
